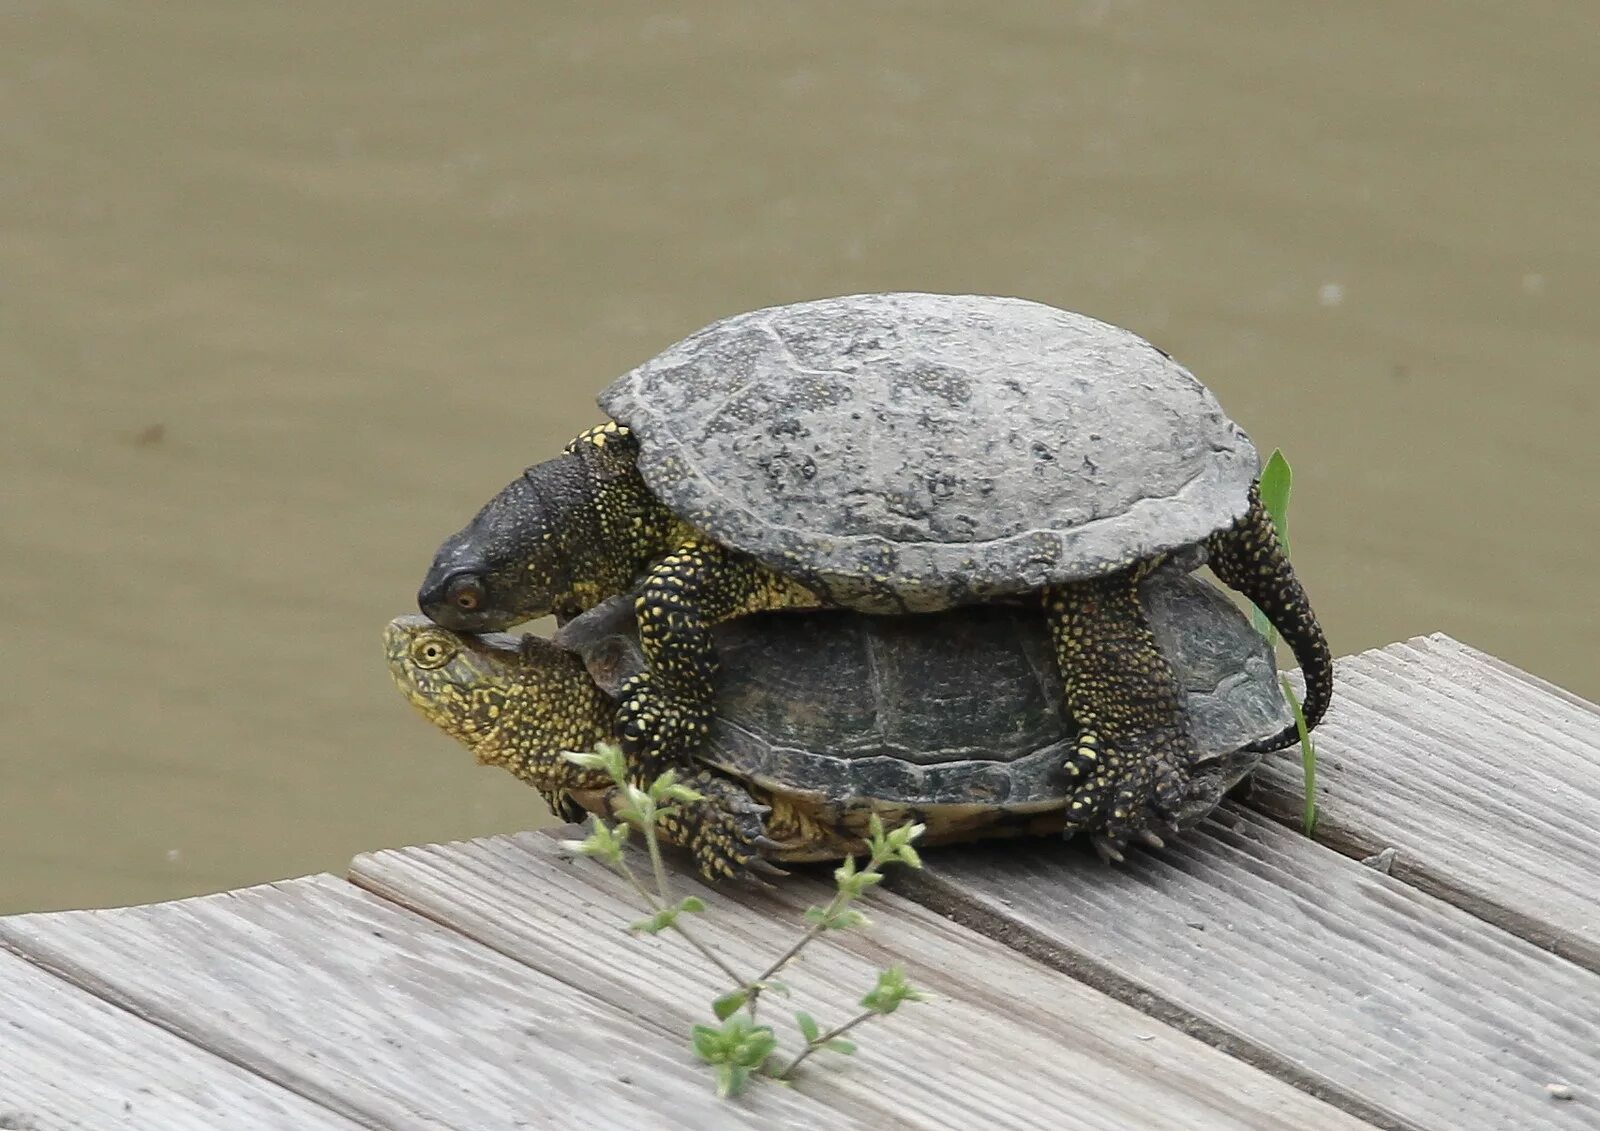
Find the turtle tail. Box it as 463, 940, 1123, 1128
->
1206, 482, 1333, 752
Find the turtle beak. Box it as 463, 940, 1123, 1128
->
383, 615, 422, 668
418, 566, 483, 630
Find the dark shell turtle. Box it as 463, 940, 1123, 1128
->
599, 292, 1258, 614
557, 570, 1289, 859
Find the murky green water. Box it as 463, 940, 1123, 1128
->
4, 2, 1596, 914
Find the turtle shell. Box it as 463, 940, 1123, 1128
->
599, 293, 1259, 613
558, 571, 1288, 818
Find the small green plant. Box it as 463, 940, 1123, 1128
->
1251, 448, 1320, 837
561, 743, 928, 1098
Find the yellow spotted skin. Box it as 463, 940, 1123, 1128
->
420, 422, 829, 880
385, 618, 615, 817
559, 422, 698, 615
613, 537, 823, 878
1045, 558, 1191, 859
616, 537, 821, 775
388, 615, 781, 882
1040, 482, 1332, 858
1207, 482, 1333, 750
652, 768, 776, 882
564, 426, 824, 878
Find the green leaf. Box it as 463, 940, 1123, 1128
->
691, 1024, 723, 1063
676, 896, 706, 914
861, 965, 925, 1014
794, 1011, 820, 1043
833, 855, 858, 886
867, 812, 887, 847
1250, 449, 1294, 641
803, 905, 828, 926
735, 1028, 778, 1067
712, 989, 749, 1021
624, 784, 652, 814
759, 979, 789, 998
824, 1038, 858, 1055
657, 783, 705, 804
561, 818, 628, 865
565, 742, 628, 786
1258, 448, 1294, 556
888, 820, 925, 849
896, 844, 923, 870
828, 908, 868, 931
627, 908, 677, 935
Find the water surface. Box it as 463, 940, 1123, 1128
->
3, 1, 1596, 913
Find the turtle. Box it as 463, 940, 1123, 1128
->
390, 569, 1291, 868
416, 292, 1331, 874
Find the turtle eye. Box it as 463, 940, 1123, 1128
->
411, 635, 455, 669
447, 574, 485, 612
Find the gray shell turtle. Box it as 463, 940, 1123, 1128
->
562, 570, 1290, 859
599, 292, 1258, 613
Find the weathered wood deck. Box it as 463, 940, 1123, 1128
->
3, 634, 1596, 1131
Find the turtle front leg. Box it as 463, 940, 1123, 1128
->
1045, 563, 1193, 861
615, 537, 822, 779
658, 767, 787, 881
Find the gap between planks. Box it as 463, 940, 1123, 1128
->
1247, 633, 1600, 972
349, 831, 1375, 1131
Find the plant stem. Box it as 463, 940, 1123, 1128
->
644, 814, 675, 905
777, 1010, 877, 1079
753, 854, 886, 989
1281, 677, 1319, 837
612, 848, 750, 990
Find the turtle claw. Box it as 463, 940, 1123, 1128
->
1091, 833, 1127, 865
743, 854, 790, 879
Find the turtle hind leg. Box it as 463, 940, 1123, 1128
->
1046, 565, 1193, 860
1207, 482, 1333, 752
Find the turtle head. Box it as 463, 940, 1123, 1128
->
417, 457, 593, 632
385, 614, 615, 784
418, 430, 669, 632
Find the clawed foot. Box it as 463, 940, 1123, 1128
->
611, 674, 782, 883
1061, 732, 1190, 863
654, 770, 789, 883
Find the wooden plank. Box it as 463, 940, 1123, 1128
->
349, 831, 1378, 1131
0, 875, 845, 1131
1251, 633, 1600, 970
899, 804, 1600, 1131
0, 946, 364, 1131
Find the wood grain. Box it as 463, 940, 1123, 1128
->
900, 804, 1600, 1131
0, 874, 840, 1131
350, 830, 1377, 1131
0, 946, 364, 1131
1252, 634, 1600, 969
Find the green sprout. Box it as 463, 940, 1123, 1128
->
1249, 448, 1320, 836
561, 745, 928, 1098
